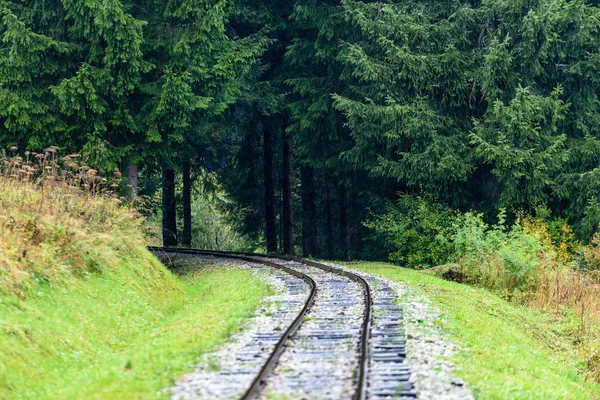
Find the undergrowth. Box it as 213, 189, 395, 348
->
0, 147, 134, 297
367, 195, 600, 381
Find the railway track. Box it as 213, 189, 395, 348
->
150, 247, 416, 400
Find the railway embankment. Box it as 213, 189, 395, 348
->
0, 176, 271, 399
345, 262, 600, 400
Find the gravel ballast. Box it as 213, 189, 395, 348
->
157, 252, 472, 400
162, 255, 310, 400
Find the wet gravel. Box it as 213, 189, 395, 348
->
365, 277, 416, 399
258, 260, 365, 400
329, 263, 474, 400
158, 254, 310, 400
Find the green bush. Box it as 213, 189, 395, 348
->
452, 211, 547, 298
364, 195, 456, 267
367, 199, 559, 297
366, 195, 584, 300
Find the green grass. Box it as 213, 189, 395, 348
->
347, 262, 600, 400
0, 252, 272, 400
0, 174, 273, 399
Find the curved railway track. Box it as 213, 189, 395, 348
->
150, 247, 415, 400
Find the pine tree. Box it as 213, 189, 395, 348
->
470, 86, 568, 209
0, 3, 68, 150
220, 0, 294, 252
132, 0, 268, 245
286, 0, 359, 257
0, 0, 149, 170
473, 0, 600, 235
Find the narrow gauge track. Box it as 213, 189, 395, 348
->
151, 247, 317, 400
151, 248, 413, 399
151, 247, 371, 399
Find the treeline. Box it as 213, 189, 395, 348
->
2, 0, 600, 259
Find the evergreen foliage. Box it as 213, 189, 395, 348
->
2, 0, 600, 251
332, 0, 600, 240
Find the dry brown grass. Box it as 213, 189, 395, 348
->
0, 147, 143, 297
530, 268, 600, 381
516, 217, 600, 381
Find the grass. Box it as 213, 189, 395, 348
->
0, 170, 272, 399
347, 262, 600, 400
0, 260, 271, 399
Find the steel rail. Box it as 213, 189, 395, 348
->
149, 247, 372, 400
150, 247, 317, 400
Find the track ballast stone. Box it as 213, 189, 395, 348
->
329, 263, 474, 400
162, 255, 310, 400
366, 277, 417, 399
258, 261, 365, 400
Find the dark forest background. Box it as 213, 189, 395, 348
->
3, 0, 600, 262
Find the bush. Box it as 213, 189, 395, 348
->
581, 232, 600, 271
451, 211, 547, 297
368, 200, 571, 299
364, 195, 456, 267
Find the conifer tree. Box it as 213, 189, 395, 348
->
133, 0, 268, 245
470, 86, 568, 209
286, 0, 359, 257
221, 0, 294, 252
0, 4, 68, 150
1, 0, 148, 170
333, 0, 478, 204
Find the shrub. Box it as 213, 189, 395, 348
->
522, 212, 578, 264
581, 232, 600, 271
364, 195, 456, 267
451, 211, 547, 298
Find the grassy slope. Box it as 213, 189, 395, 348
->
0, 177, 272, 399
1, 261, 271, 400
1, 249, 271, 400
348, 262, 600, 400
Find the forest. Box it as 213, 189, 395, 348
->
4, 0, 600, 396
2, 0, 600, 263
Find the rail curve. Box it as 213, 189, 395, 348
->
149, 247, 372, 400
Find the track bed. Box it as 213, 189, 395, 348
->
151, 248, 416, 400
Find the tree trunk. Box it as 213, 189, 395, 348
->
264, 126, 277, 252
240, 127, 262, 232
301, 165, 318, 257
339, 181, 350, 261
124, 157, 138, 199
279, 190, 284, 251
326, 173, 335, 259
282, 130, 294, 255
182, 162, 192, 248
162, 168, 178, 246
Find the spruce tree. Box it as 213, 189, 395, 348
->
286, 0, 360, 258
333, 0, 478, 204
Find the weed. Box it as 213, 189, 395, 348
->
0, 146, 139, 297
